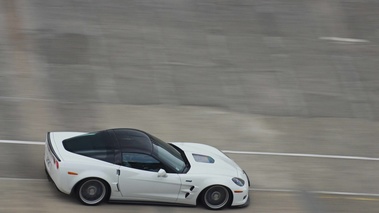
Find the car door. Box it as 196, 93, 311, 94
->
117, 152, 182, 202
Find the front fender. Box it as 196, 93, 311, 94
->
177, 174, 248, 206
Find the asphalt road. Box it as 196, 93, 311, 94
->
0, 0, 379, 212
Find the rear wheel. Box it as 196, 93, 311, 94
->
76, 179, 109, 205
202, 185, 231, 210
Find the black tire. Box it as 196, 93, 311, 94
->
76, 179, 109, 205
201, 185, 231, 210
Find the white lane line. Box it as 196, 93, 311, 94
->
0, 140, 45, 145
250, 188, 379, 197
310, 191, 379, 197
1, 176, 378, 198
0, 177, 378, 198
1, 140, 378, 162
0, 177, 47, 181
319, 37, 369, 43
222, 150, 379, 161
1, 139, 378, 198
0, 96, 54, 102
250, 188, 299, 193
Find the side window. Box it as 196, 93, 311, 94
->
122, 152, 164, 172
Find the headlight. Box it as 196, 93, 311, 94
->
232, 177, 245, 186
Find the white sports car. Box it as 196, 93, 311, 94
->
44, 128, 250, 210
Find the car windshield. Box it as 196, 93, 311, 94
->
149, 135, 186, 173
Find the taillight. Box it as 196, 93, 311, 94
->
52, 157, 59, 169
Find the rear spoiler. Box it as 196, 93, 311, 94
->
47, 132, 61, 162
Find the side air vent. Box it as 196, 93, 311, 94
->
190, 186, 195, 191
185, 192, 190, 198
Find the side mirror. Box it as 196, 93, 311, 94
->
157, 168, 167, 177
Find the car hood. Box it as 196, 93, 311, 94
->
171, 142, 242, 177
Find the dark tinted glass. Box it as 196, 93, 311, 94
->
114, 129, 152, 153
63, 131, 115, 163
148, 134, 186, 172
122, 152, 163, 172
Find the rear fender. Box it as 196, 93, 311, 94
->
63, 163, 120, 195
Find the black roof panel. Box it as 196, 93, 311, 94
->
113, 129, 153, 154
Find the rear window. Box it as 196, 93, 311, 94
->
63, 131, 115, 163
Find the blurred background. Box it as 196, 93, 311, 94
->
0, 0, 379, 212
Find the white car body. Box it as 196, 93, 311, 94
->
44, 129, 250, 209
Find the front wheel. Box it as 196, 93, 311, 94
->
202, 185, 231, 210
76, 179, 109, 205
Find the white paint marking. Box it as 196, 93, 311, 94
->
0, 96, 54, 102
250, 188, 299, 193
0, 177, 377, 198
0, 177, 47, 181
310, 191, 379, 197
0, 140, 45, 145
0, 139, 378, 198
319, 37, 369, 43
1, 140, 378, 162
250, 188, 379, 197
222, 150, 379, 161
